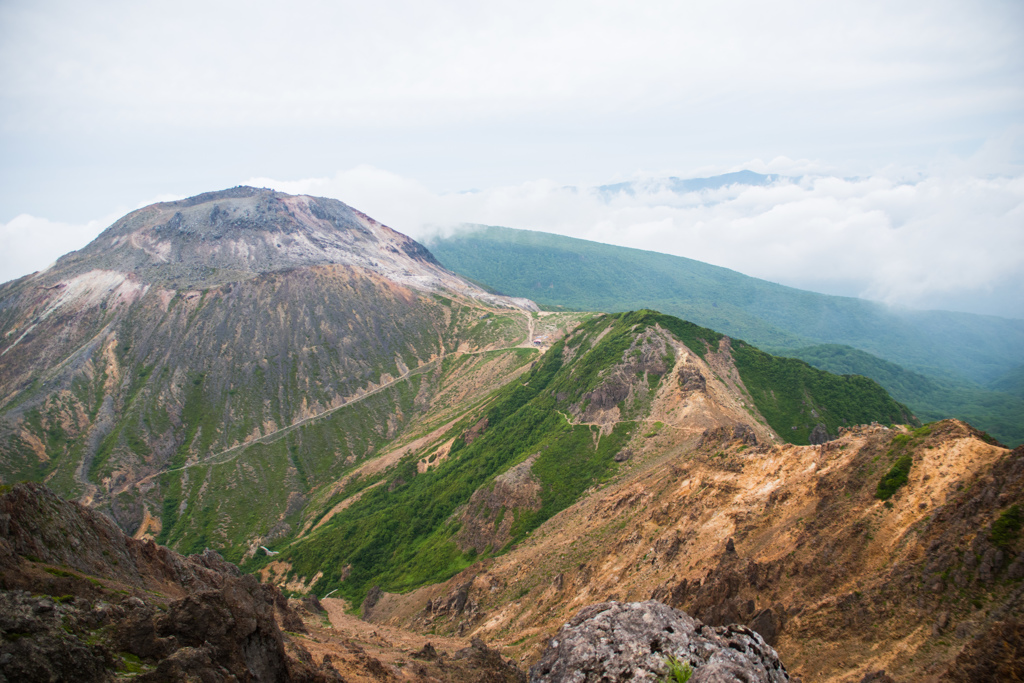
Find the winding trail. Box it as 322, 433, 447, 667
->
128, 338, 545, 492
128, 356, 445, 490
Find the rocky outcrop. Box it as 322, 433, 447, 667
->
651, 546, 787, 645
455, 454, 542, 554
452, 637, 528, 683
0, 483, 328, 682
391, 637, 526, 683
530, 600, 789, 683
697, 423, 759, 451
809, 423, 831, 445
0, 482, 240, 593
678, 366, 706, 393
574, 327, 670, 426
939, 619, 1024, 681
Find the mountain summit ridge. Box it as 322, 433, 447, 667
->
31, 186, 534, 310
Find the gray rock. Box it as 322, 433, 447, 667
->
809, 424, 831, 445
749, 608, 779, 646
529, 600, 789, 682
678, 367, 707, 393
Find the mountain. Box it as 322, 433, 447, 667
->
252, 310, 913, 608
597, 170, 783, 197
786, 344, 1024, 446
989, 363, 1024, 400
355, 419, 1023, 683
0, 482, 324, 681
424, 225, 1024, 445
1, 187, 1020, 681
0, 187, 547, 562
0, 481, 793, 682
0, 481, 527, 682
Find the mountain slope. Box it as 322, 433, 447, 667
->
3, 186, 1016, 682
425, 225, 1024, 444
787, 344, 1024, 445
255, 310, 912, 606
0, 187, 543, 562
364, 415, 1022, 683
0, 481, 527, 682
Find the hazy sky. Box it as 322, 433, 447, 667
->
1, 0, 1022, 316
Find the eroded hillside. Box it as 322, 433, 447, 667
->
253, 313, 919, 647
363, 406, 1021, 682
0, 188, 557, 563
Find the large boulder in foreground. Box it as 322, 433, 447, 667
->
530, 600, 789, 683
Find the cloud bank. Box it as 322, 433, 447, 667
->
0, 214, 113, 282
3, 165, 1020, 320
245, 166, 1024, 319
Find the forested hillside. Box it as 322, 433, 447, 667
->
428, 226, 1023, 444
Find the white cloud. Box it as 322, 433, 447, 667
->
245, 167, 1024, 318
3, 162, 1020, 320
1, 0, 1020, 136
0, 214, 110, 282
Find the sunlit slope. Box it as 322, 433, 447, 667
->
261, 310, 912, 605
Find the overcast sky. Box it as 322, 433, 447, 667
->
1, 0, 1022, 317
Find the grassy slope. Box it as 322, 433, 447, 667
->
988, 363, 1024, 400
426, 226, 1023, 444
263, 311, 912, 604
0, 268, 536, 560
786, 345, 1023, 446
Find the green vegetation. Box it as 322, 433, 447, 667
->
876, 455, 913, 500
990, 505, 1022, 549
662, 656, 693, 683
874, 426, 932, 500
261, 310, 910, 604
989, 364, 1024, 400
428, 226, 1024, 445
271, 343, 577, 603
731, 341, 916, 445
787, 345, 1023, 446
263, 314, 670, 604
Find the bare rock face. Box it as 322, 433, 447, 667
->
940, 619, 1024, 681
529, 600, 789, 683
456, 454, 542, 554
452, 637, 528, 683
809, 423, 832, 445
678, 366, 707, 393
697, 423, 758, 451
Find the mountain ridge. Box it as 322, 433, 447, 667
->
29, 186, 534, 311
0, 188, 544, 564
425, 224, 1024, 444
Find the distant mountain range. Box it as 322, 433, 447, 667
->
426, 225, 1024, 445
596, 169, 784, 197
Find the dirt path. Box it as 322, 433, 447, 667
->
128, 356, 444, 491
317, 597, 470, 662
126, 312, 574, 495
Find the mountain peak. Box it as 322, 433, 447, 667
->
38, 187, 528, 307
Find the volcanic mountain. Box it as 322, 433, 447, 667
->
0, 187, 543, 558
